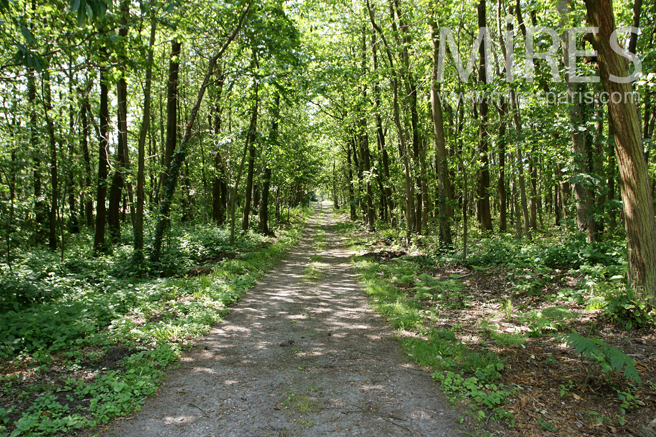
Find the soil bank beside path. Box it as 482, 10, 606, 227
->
101, 203, 463, 437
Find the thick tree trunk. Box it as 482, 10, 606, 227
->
585, 0, 656, 303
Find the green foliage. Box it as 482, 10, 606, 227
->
604, 291, 655, 330
537, 416, 556, 432
522, 306, 576, 337
490, 332, 525, 347
0, 211, 309, 436
413, 273, 466, 301
466, 235, 625, 271
433, 371, 513, 410
558, 332, 641, 384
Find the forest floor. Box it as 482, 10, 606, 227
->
347, 224, 656, 436
96, 203, 464, 437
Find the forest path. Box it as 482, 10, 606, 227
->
101, 203, 462, 437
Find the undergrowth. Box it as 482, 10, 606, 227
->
340, 217, 653, 433
0, 207, 312, 436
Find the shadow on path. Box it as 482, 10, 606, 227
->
101, 203, 462, 437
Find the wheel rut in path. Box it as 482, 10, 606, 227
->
102, 204, 463, 436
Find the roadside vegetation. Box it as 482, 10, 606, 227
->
337, 214, 655, 436
0, 207, 310, 437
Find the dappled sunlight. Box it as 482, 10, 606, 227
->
162, 415, 198, 425
100, 205, 461, 436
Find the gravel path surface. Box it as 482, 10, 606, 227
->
101, 203, 463, 436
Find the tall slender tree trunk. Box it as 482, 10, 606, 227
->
477, 0, 493, 232
498, 99, 508, 232
559, 1, 596, 241
42, 70, 58, 251
80, 85, 94, 228
28, 70, 47, 242
164, 40, 181, 176
346, 143, 357, 221
585, 0, 656, 302
231, 82, 258, 243
151, 1, 252, 259
511, 91, 531, 239
259, 93, 278, 236
429, 20, 452, 245
94, 56, 110, 254
108, 0, 131, 242
608, 114, 617, 232
212, 69, 227, 226
529, 149, 538, 230
134, 16, 156, 258
372, 33, 394, 224
241, 76, 258, 232
367, 0, 414, 240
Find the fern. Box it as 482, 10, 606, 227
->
528, 306, 576, 336
542, 306, 576, 322
558, 332, 641, 385
585, 295, 608, 311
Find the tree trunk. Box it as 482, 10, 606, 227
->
43, 70, 58, 251
28, 70, 47, 242
559, 1, 596, 241
80, 86, 94, 228
372, 31, 393, 223
134, 16, 156, 259
367, 0, 414, 240
151, 1, 251, 259
477, 0, 493, 232
259, 94, 279, 235
585, 0, 656, 303
231, 82, 258, 244
108, 0, 131, 242
498, 99, 508, 232
241, 85, 258, 231
94, 56, 110, 254
164, 39, 181, 175
429, 21, 452, 245
529, 148, 538, 230
212, 70, 227, 225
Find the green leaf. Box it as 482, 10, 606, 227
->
20, 26, 36, 45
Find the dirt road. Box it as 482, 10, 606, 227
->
101, 204, 462, 436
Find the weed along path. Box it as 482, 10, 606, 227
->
101, 203, 462, 437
